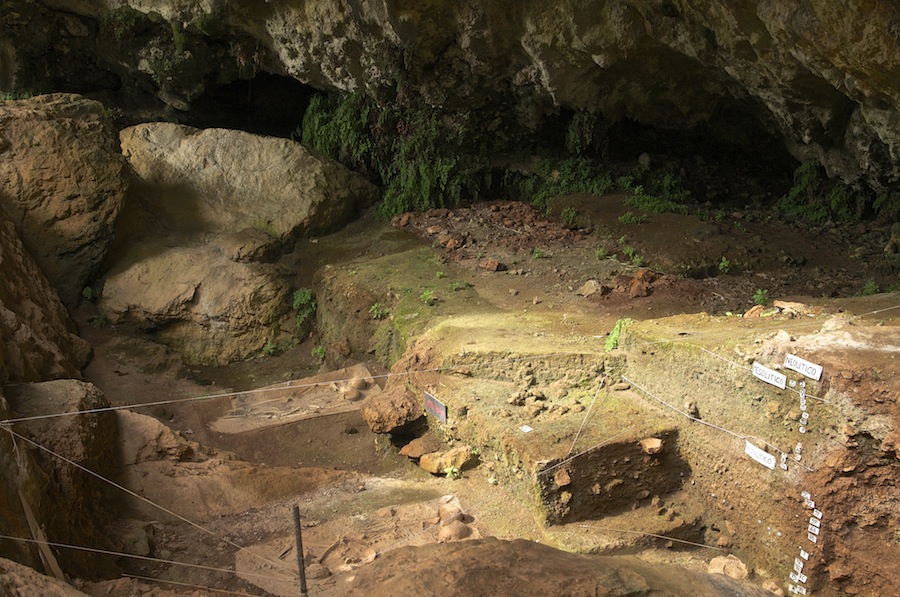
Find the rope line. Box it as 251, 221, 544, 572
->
622, 376, 815, 472
566, 385, 602, 457
0, 534, 294, 583
0, 426, 298, 578
538, 428, 636, 477
576, 524, 727, 552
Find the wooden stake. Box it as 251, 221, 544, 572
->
292, 504, 309, 597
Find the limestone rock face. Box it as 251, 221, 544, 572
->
8, 3, 900, 189
0, 208, 90, 384
100, 241, 292, 365
118, 123, 378, 240
0, 94, 126, 305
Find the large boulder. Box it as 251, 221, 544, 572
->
100, 240, 292, 365
118, 123, 379, 241
0, 208, 90, 384
0, 94, 126, 305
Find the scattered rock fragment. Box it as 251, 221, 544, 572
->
419, 445, 476, 475
707, 554, 749, 580
575, 280, 602, 297
639, 437, 663, 455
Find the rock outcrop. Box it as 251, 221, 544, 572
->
6, 2, 900, 190
6, 380, 119, 579
101, 242, 292, 365
0, 94, 126, 305
100, 123, 377, 364
0, 557, 90, 597
0, 207, 90, 384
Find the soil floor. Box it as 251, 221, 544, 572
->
71, 192, 898, 597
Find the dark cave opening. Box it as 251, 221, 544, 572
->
183, 72, 317, 138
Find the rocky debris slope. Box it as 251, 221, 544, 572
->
6, 2, 900, 189
0, 207, 89, 383
0, 94, 126, 305
101, 123, 378, 364
0, 557, 90, 597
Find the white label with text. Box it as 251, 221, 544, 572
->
744, 440, 776, 469
752, 362, 787, 389
784, 354, 823, 381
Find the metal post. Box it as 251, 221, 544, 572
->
293, 504, 309, 597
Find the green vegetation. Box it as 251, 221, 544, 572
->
753, 288, 771, 306
594, 247, 608, 260
293, 288, 317, 327
81, 286, 96, 302
263, 342, 277, 356
0, 91, 35, 101
605, 318, 634, 352
302, 85, 491, 219
448, 281, 473, 291
435, 270, 446, 279
718, 256, 731, 274
622, 246, 646, 267
860, 280, 880, 296
618, 211, 648, 225
89, 313, 109, 328
311, 345, 326, 361
531, 247, 547, 259
561, 206, 577, 227
369, 302, 389, 320
444, 466, 461, 480
509, 157, 614, 211
777, 161, 876, 223
419, 288, 436, 305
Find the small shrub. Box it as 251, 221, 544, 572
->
311, 345, 326, 361
718, 256, 731, 274
532, 247, 547, 259
90, 313, 108, 328
561, 206, 577, 227
263, 342, 277, 356
594, 247, 608, 260
618, 211, 648, 225
369, 302, 389, 320
435, 271, 446, 279
753, 288, 771, 306
420, 289, 436, 305
448, 281, 473, 291
860, 280, 880, 296
605, 318, 633, 352
293, 288, 317, 327
444, 466, 460, 480
81, 286, 95, 303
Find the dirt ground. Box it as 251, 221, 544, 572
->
72, 192, 897, 596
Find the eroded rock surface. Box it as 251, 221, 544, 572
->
0, 94, 126, 305
100, 241, 292, 365
0, 208, 90, 383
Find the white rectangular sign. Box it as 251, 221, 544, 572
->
784, 354, 823, 381
752, 362, 787, 389
745, 440, 776, 469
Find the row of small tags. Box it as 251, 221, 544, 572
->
786, 491, 824, 595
